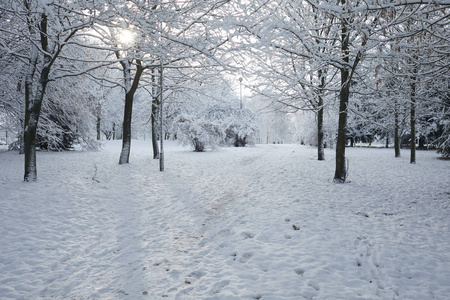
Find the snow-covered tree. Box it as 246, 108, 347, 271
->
238, 0, 449, 181
0, 0, 100, 181
83, 0, 235, 164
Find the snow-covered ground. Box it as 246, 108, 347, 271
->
1, 140, 449, 300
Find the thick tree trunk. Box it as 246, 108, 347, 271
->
23, 43, 50, 181
334, 11, 351, 183
23, 107, 39, 181
334, 80, 350, 183
118, 60, 144, 164
24, 81, 48, 181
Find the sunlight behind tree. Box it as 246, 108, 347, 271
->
117, 28, 135, 46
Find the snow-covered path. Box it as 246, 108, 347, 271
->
1, 141, 449, 299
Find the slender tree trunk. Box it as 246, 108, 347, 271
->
317, 69, 325, 161
317, 103, 325, 160
151, 99, 160, 159
96, 116, 101, 140
151, 71, 160, 159
394, 100, 401, 157
410, 76, 417, 164
159, 61, 164, 172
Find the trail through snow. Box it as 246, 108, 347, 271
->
0, 141, 449, 299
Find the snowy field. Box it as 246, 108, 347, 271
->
0, 140, 449, 300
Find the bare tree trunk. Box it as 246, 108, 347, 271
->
410, 76, 417, 164
333, 2, 366, 182
118, 60, 144, 164
394, 101, 401, 157
151, 99, 160, 159
119, 91, 134, 164
334, 11, 351, 183
317, 103, 325, 160
96, 116, 101, 140
317, 69, 325, 161
334, 80, 350, 183
151, 71, 160, 159
23, 24, 52, 181
159, 61, 164, 172
24, 70, 49, 181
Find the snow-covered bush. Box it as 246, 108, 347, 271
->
172, 114, 224, 152
200, 104, 259, 147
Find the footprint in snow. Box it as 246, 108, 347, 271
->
295, 268, 305, 276
241, 231, 255, 239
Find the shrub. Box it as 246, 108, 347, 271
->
172, 114, 224, 152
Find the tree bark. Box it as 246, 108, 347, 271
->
317, 70, 325, 161
23, 14, 52, 181
410, 76, 417, 164
118, 60, 144, 164
334, 9, 351, 183
151, 71, 160, 159
119, 91, 134, 164
394, 100, 401, 157
151, 99, 160, 159
334, 78, 350, 183
24, 67, 49, 181
96, 116, 101, 140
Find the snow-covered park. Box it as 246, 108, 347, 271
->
1, 141, 449, 299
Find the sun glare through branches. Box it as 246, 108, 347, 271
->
117, 29, 135, 46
